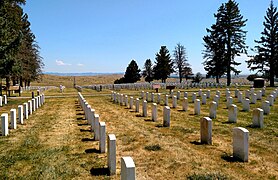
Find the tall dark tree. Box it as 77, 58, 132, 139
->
123, 60, 141, 83
204, 0, 247, 86
203, 25, 226, 83
173, 43, 192, 83
142, 59, 153, 83
0, 0, 25, 94
153, 46, 174, 83
246, 1, 278, 87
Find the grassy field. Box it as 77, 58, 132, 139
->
0, 83, 277, 179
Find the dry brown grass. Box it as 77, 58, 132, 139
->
0, 84, 277, 179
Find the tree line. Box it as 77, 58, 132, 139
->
116, 0, 278, 87
114, 43, 193, 84
0, 0, 43, 94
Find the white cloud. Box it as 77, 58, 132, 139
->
77, 63, 84, 66
56, 60, 71, 66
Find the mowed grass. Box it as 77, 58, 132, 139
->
0, 86, 277, 179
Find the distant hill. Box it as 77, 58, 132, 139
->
44, 72, 124, 76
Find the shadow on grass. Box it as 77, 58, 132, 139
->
189, 113, 196, 116
144, 119, 153, 122
240, 110, 249, 112
80, 129, 91, 132
136, 114, 144, 117
76, 112, 84, 116
76, 117, 85, 120
155, 124, 165, 128
90, 167, 109, 176
78, 123, 88, 126
222, 121, 236, 124
221, 153, 243, 162
82, 138, 94, 142
85, 148, 100, 154
246, 124, 260, 128
129, 110, 136, 113
177, 109, 186, 112
190, 141, 203, 145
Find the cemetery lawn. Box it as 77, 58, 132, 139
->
0, 86, 277, 179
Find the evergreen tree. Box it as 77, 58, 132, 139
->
246, 1, 278, 87
123, 60, 141, 83
173, 43, 192, 83
142, 59, 153, 83
153, 46, 174, 83
204, 0, 247, 86
203, 25, 226, 83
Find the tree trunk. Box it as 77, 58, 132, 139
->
179, 71, 182, 83
227, 33, 232, 87
270, 61, 275, 87
20, 77, 23, 87
216, 75, 219, 83
0, 78, 2, 96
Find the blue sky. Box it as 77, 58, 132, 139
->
23, 0, 274, 74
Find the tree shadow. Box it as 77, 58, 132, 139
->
82, 138, 94, 142
90, 167, 110, 176
85, 148, 100, 154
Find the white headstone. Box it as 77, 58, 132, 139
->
214, 95, 220, 106
206, 90, 210, 99
262, 101, 270, 115
3, 95, 7, 104
251, 93, 257, 104
142, 100, 147, 117
146, 92, 149, 101
200, 117, 212, 145
202, 94, 207, 105
165, 95, 169, 106
198, 89, 202, 97
252, 108, 264, 128
94, 114, 100, 141
32, 99, 36, 112
194, 99, 201, 115
172, 96, 177, 108
157, 93, 161, 104
245, 90, 250, 99
192, 93, 197, 103
18, 105, 23, 124
152, 103, 157, 121
23, 103, 28, 120
226, 97, 233, 108
237, 92, 243, 103
121, 157, 136, 180
129, 97, 134, 109
0, 96, 2, 106
242, 99, 250, 112
108, 134, 116, 175
182, 97, 188, 111
135, 98, 140, 112
10, 109, 16, 129
1, 113, 8, 136
177, 91, 181, 99
151, 93, 155, 102
184, 92, 188, 98
233, 127, 249, 162
228, 104, 237, 123
209, 101, 217, 119
99, 122, 106, 153
163, 106, 170, 127
268, 95, 274, 106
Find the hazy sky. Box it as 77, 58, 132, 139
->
24, 0, 274, 74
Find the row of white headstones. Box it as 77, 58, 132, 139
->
111, 87, 277, 162
1, 94, 45, 136
77, 92, 135, 179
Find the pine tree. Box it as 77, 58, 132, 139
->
203, 25, 226, 83
173, 43, 192, 83
153, 46, 174, 83
142, 59, 153, 83
123, 60, 141, 83
204, 0, 247, 86
246, 1, 278, 87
